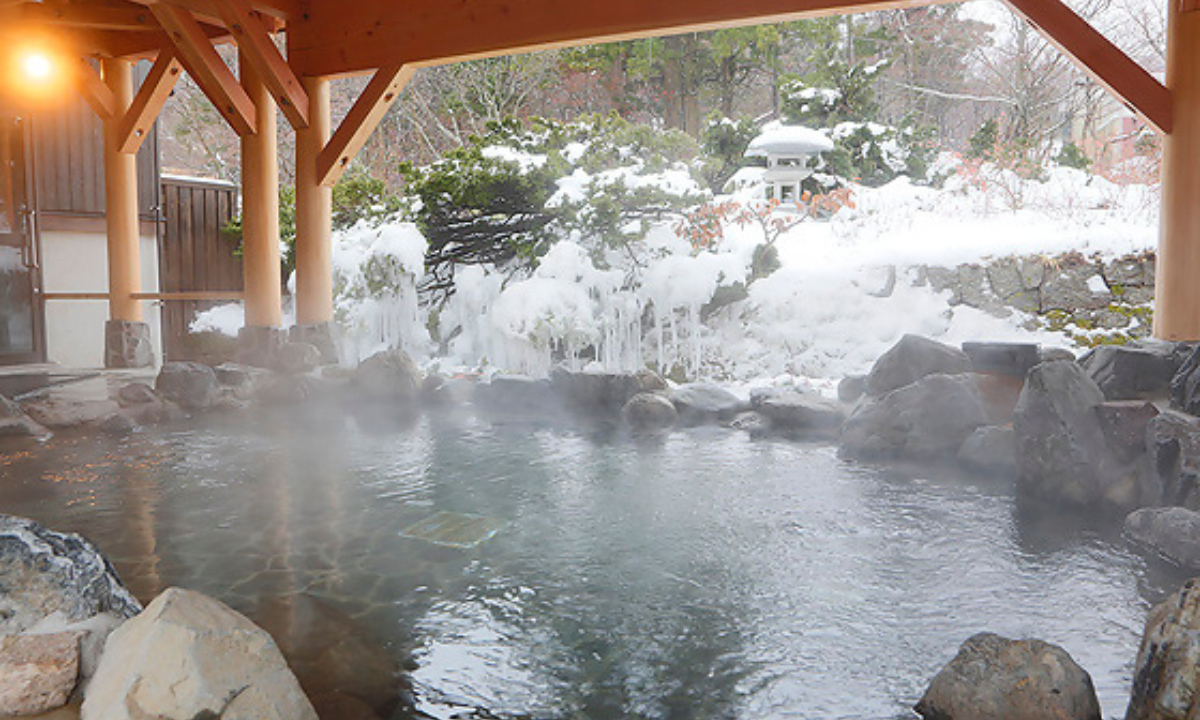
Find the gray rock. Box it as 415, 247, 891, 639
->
352, 350, 421, 403
1105, 256, 1152, 287
0, 515, 140, 636
727, 411, 770, 437
1172, 346, 1200, 417
1041, 347, 1077, 363
837, 375, 866, 404
115, 383, 157, 406
1095, 400, 1160, 465
915, 632, 1100, 720
1146, 411, 1200, 510
0, 395, 50, 440
275, 342, 322, 375
421, 373, 451, 406
213, 362, 269, 389
841, 374, 987, 462
97, 412, 137, 436
1041, 265, 1109, 312
865, 335, 972, 397
155, 362, 219, 410
0, 632, 81, 716
669, 383, 747, 425
82, 588, 317, 720
622, 393, 677, 433
752, 387, 845, 436
1080, 343, 1186, 400
551, 369, 664, 417
20, 398, 120, 430
957, 425, 1016, 476
962, 342, 1041, 379
1125, 507, 1200, 569
1127, 579, 1200, 720
1012, 361, 1141, 512
476, 376, 557, 417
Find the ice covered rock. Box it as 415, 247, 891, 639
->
622, 393, 677, 433
957, 425, 1016, 476
864, 334, 971, 397
1080, 342, 1188, 401
155, 362, 219, 410
669, 383, 747, 425
1127, 579, 1200, 720
915, 632, 1100, 720
352, 350, 421, 403
0, 515, 140, 636
1125, 507, 1200, 569
841, 374, 986, 462
0, 632, 81, 716
1012, 361, 1142, 512
82, 588, 317, 720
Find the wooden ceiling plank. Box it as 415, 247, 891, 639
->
74, 57, 118, 119
210, 0, 308, 129
1003, 0, 1172, 134
116, 47, 182, 152
150, 2, 256, 135
22, 1, 157, 31
317, 62, 413, 187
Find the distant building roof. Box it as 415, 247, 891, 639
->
745, 124, 834, 158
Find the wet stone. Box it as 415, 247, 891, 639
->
116, 383, 157, 406
399, 511, 506, 549
0, 632, 81, 716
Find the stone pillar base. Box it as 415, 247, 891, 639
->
289, 322, 338, 364
237, 325, 285, 369
105, 320, 155, 369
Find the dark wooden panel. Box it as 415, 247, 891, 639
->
159, 176, 241, 361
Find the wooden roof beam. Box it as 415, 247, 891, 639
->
288, 0, 957, 77
116, 48, 182, 152
1002, 0, 1172, 134
20, 1, 157, 31
74, 57, 117, 119
210, 0, 308, 129
150, 2, 256, 135
317, 62, 413, 186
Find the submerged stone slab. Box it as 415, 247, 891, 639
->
399, 511, 506, 549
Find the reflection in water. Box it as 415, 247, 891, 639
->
0, 411, 1187, 719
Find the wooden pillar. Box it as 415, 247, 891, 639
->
294, 76, 333, 325
239, 54, 282, 329
1156, 2, 1200, 340
101, 59, 141, 324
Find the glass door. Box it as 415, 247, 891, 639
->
0, 115, 42, 365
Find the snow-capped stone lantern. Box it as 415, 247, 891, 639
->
744, 124, 834, 202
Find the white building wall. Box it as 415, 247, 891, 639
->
39, 230, 162, 369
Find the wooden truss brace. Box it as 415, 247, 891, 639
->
150, 2, 256, 135
316, 63, 414, 187
1002, 0, 1172, 134
73, 58, 117, 120
117, 47, 183, 152
210, 0, 308, 129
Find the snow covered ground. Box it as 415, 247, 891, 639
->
193, 159, 1159, 390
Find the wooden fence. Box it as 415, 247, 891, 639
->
159, 175, 242, 361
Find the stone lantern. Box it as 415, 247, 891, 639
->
744, 124, 834, 202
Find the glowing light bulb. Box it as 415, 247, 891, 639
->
21, 52, 54, 82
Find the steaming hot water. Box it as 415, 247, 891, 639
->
0, 405, 1180, 719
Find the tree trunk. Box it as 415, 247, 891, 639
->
662, 35, 685, 131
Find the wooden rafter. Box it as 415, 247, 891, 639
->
289, 0, 959, 77
116, 48, 182, 152
210, 0, 308, 129
150, 2, 256, 135
74, 57, 117, 120
1003, 0, 1172, 134
20, 1, 156, 31
317, 63, 413, 187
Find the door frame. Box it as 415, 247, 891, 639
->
0, 114, 46, 366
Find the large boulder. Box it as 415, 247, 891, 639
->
622, 393, 677, 433
962, 342, 1041, 379
1172, 345, 1200, 416
154, 362, 219, 411
1080, 342, 1188, 401
1012, 361, 1142, 512
551, 369, 665, 417
1096, 400, 1160, 465
352, 350, 421, 403
0, 516, 140, 635
1127, 579, 1200, 720
475, 376, 558, 419
669, 383, 748, 425
1125, 507, 1200, 570
841, 374, 987, 462
864, 335, 971, 397
915, 632, 1100, 720
82, 588, 318, 720
0, 395, 50, 439
751, 387, 845, 437
20, 398, 121, 430
1147, 412, 1200, 510
0, 632, 81, 716
957, 425, 1016, 476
